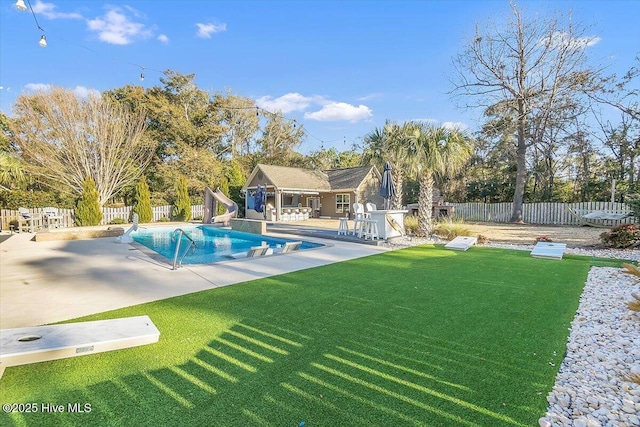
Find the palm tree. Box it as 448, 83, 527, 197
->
362, 121, 415, 209
0, 152, 27, 189
406, 122, 474, 236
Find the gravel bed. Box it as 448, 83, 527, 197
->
383, 237, 640, 426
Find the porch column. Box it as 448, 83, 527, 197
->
275, 189, 282, 222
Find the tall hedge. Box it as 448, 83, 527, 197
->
172, 175, 191, 221
133, 175, 153, 223
75, 176, 102, 226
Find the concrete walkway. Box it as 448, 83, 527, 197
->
0, 229, 389, 329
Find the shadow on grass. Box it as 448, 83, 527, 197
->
1, 245, 623, 426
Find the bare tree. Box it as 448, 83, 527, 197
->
451, 2, 602, 221
11, 87, 154, 205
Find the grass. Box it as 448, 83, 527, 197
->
0, 246, 622, 426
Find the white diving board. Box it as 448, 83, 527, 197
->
0, 315, 160, 379
444, 236, 478, 251
531, 242, 567, 260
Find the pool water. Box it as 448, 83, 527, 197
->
132, 226, 322, 264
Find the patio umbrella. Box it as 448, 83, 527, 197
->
254, 185, 265, 214
379, 162, 396, 210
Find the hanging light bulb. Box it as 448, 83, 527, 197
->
39, 35, 47, 48
15, 0, 27, 11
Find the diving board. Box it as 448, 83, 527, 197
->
531, 242, 567, 260
445, 236, 477, 251
0, 315, 160, 379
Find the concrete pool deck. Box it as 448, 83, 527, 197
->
0, 227, 390, 329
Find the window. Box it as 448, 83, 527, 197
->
336, 194, 350, 214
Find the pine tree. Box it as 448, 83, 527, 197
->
75, 175, 102, 226
172, 175, 192, 221
133, 175, 153, 223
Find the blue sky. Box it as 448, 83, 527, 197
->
1, 0, 638, 154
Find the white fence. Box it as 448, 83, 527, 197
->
449, 201, 635, 226
1, 204, 206, 229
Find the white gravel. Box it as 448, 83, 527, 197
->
384, 237, 640, 426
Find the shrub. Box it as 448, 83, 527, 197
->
600, 224, 640, 248
109, 217, 126, 225
133, 176, 153, 223
403, 215, 418, 235
477, 234, 489, 244
158, 216, 170, 222
172, 175, 191, 222
433, 218, 473, 240
75, 176, 102, 226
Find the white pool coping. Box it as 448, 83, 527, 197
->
0, 229, 390, 329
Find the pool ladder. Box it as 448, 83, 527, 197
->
171, 228, 196, 270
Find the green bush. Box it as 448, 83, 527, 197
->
600, 224, 640, 248
0, 189, 58, 210
109, 217, 126, 225
133, 176, 153, 223
158, 216, 170, 222
75, 176, 102, 226
172, 175, 191, 221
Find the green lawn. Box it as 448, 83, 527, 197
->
0, 245, 622, 426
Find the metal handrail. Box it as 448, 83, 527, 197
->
171, 228, 196, 270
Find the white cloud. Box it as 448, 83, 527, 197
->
255, 93, 326, 114
304, 102, 373, 123
72, 86, 100, 98
158, 34, 169, 44
25, 83, 52, 92
87, 6, 152, 45
32, 0, 82, 19
24, 84, 100, 98
540, 31, 601, 50
196, 22, 227, 38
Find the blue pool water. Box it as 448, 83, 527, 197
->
132, 226, 322, 264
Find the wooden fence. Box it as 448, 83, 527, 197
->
1, 205, 206, 230
449, 201, 635, 226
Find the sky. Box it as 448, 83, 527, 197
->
1, 0, 639, 154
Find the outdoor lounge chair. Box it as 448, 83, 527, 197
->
246, 245, 270, 257
567, 207, 635, 228
281, 241, 302, 253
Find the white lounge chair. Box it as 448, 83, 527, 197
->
247, 245, 270, 257
281, 241, 302, 253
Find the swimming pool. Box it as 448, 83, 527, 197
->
132, 226, 322, 265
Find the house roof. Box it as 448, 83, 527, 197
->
327, 166, 377, 191
244, 164, 379, 192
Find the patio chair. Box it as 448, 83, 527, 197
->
43, 206, 64, 228
365, 202, 377, 212
17, 207, 41, 232
352, 203, 366, 236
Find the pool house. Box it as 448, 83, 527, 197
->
242, 164, 384, 221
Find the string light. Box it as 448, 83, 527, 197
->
16, 0, 46, 47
